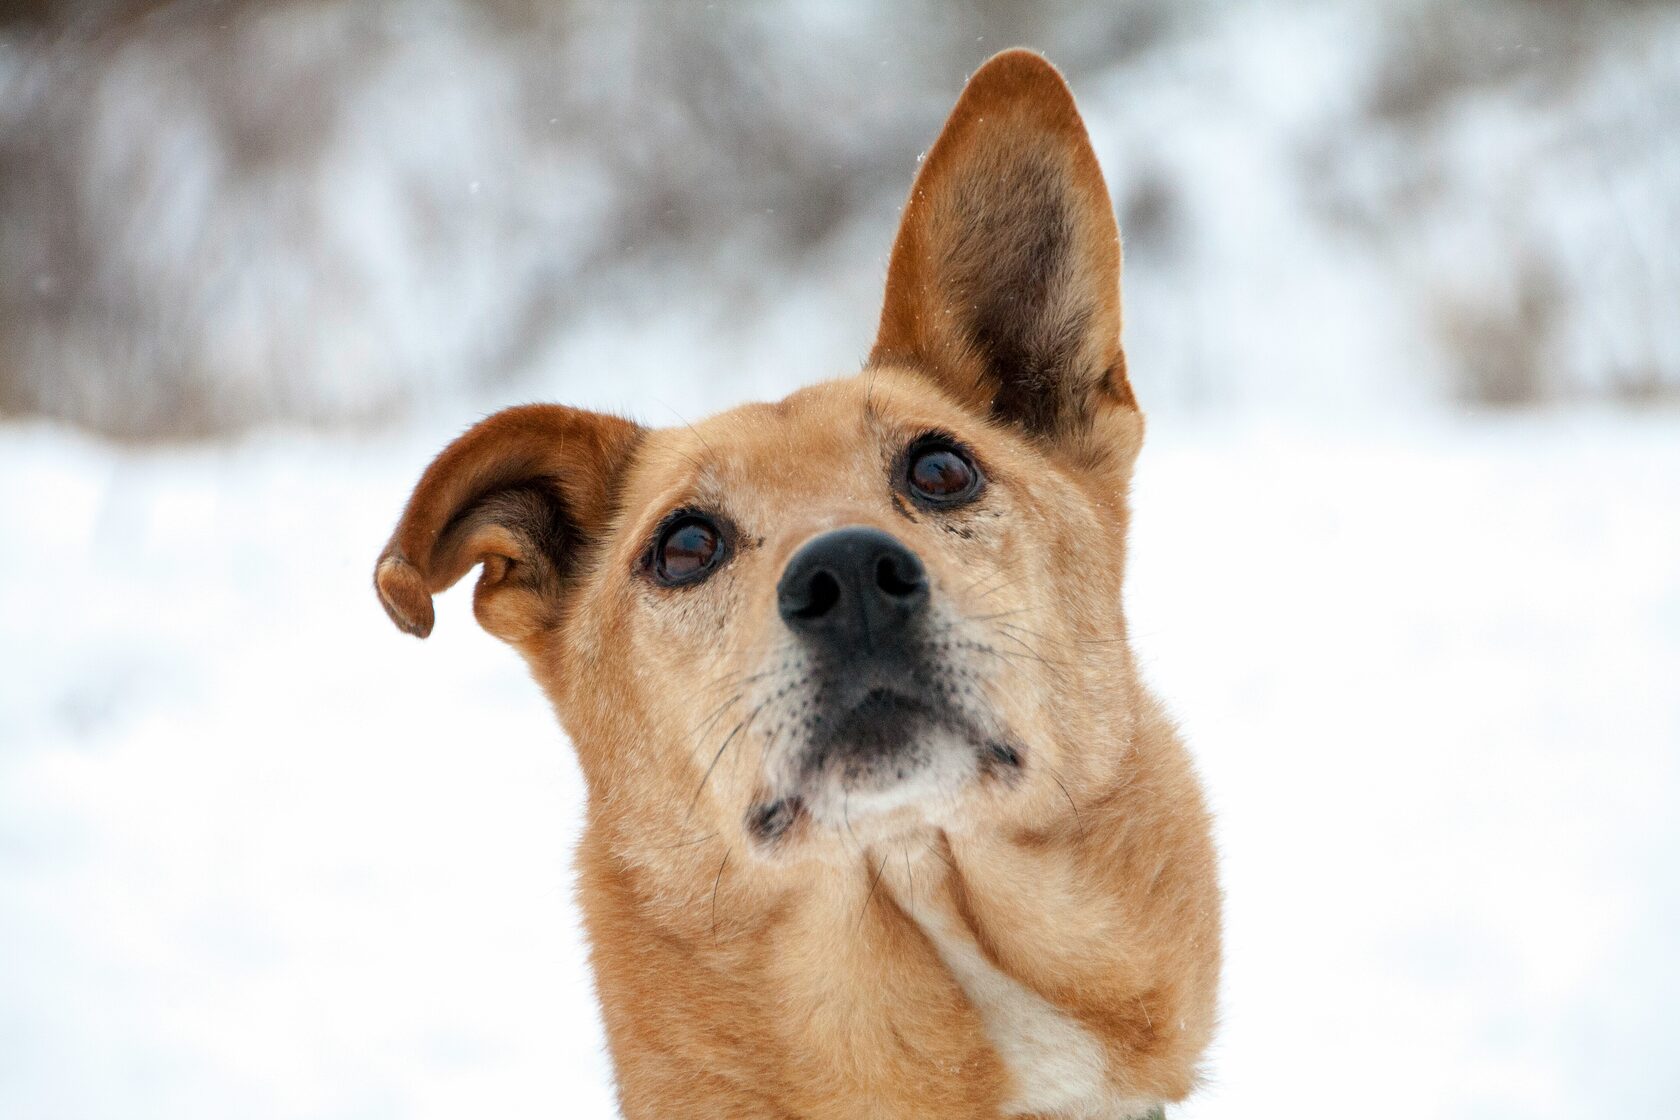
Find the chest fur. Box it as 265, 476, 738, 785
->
909, 904, 1160, 1120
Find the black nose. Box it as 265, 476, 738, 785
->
778, 527, 929, 654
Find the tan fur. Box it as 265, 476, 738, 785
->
375, 50, 1219, 1119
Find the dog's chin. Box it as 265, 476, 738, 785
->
746, 690, 1022, 850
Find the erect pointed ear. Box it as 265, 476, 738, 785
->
374, 405, 643, 644
870, 50, 1135, 442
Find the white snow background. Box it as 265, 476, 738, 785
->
3, 2, 1679, 1117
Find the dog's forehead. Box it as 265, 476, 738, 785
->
694, 381, 876, 479
647, 373, 964, 492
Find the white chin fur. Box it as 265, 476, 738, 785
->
801, 726, 979, 830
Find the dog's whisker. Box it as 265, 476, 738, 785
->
987, 634, 1055, 665
690, 721, 747, 809
713, 639, 791, 659
992, 618, 1053, 641
978, 617, 1073, 665
921, 836, 960, 876
964, 607, 1035, 624
856, 855, 888, 930
840, 788, 865, 860
958, 564, 1010, 599
994, 619, 1127, 654
696, 666, 776, 699
689, 668, 792, 761
690, 691, 745, 742
1044, 762, 1083, 829
709, 847, 732, 945
687, 697, 771, 818
968, 638, 1064, 672
972, 569, 1034, 603
987, 627, 1070, 668
652, 398, 720, 464
647, 831, 721, 852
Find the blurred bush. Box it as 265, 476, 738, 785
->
0, 0, 1675, 439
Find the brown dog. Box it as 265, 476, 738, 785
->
375, 49, 1219, 1120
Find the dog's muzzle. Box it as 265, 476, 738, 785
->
749, 526, 1017, 843
774, 526, 963, 782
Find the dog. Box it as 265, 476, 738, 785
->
375, 49, 1220, 1120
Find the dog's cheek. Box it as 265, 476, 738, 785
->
629, 569, 767, 788
551, 562, 637, 676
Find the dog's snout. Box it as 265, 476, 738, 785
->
778, 527, 928, 652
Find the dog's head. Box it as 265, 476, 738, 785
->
376, 51, 1144, 864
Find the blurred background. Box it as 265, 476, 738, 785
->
1, 1, 1676, 1118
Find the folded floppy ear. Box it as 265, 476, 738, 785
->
871, 49, 1135, 442
374, 405, 643, 644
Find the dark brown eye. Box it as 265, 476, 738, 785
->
654, 515, 725, 585
905, 439, 983, 506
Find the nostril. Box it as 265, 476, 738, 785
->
792, 570, 842, 620
777, 527, 926, 638
875, 553, 925, 599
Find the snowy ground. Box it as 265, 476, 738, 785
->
2, 411, 1677, 1119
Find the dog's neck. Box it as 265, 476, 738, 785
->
583, 686, 1214, 1116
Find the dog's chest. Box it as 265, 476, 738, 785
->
909, 905, 1158, 1120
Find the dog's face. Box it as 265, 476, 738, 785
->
590, 367, 1141, 859
376, 51, 1143, 864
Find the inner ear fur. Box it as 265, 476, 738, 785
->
871, 49, 1136, 444
374, 405, 643, 643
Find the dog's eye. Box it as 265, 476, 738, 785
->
654, 515, 725, 586
905, 438, 983, 506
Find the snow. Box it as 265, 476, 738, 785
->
3, 410, 1676, 1118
